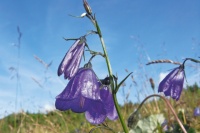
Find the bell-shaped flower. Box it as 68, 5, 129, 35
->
158, 65, 184, 101
57, 36, 86, 80
194, 107, 200, 117
55, 64, 118, 124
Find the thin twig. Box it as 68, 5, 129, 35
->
129, 94, 187, 133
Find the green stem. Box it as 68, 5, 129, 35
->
113, 93, 129, 133
99, 37, 112, 76
87, 12, 129, 132
95, 21, 129, 133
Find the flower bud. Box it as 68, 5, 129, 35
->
83, 0, 92, 15
149, 78, 155, 90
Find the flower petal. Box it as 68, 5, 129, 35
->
57, 67, 101, 100
55, 97, 89, 113
158, 67, 184, 100
170, 71, 184, 100
158, 67, 179, 94
100, 86, 118, 120
64, 44, 85, 79
57, 37, 86, 79
194, 107, 200, 117
78, 68, 101, 100
56, 72, 83, 100
70, 96, 90, 113
58, 39, 81, 76
55, 98, 72, 111
55, 96, 89, 113
85, 100, 106, 124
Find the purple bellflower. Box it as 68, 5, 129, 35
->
158, 65, 185, 101
55, 64, 118, 124
194, 107, 200, 117
57, 36, 86, 80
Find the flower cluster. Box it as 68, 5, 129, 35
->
54, 0, 200, 131
55, 36, 118, 124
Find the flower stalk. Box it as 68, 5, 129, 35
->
113, 93, 129, 132
128, 94, 187, 133
93, 11, 129, 133
83, 1, 129, 131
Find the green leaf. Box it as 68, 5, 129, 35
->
129, 114, 165, 133
115, 72, 132, 93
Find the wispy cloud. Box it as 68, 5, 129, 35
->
0, 42, 67, 117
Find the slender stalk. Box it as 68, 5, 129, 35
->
97, 27, 129, 133
113, 93, 129, 133
134, 94, 187, 133
99, 37, 113, 75
94, 18, 129, 133
85, 2, 129, 131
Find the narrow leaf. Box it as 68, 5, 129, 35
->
115, 72, 132, 93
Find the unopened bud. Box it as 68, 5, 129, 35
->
83, 0, 92, 15
127, 111, 140, 128
149, 78, 155, 90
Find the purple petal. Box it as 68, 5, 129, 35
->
57, 37, 86, 79
70, 96, 90, 113
55, 96, 89, 113
64, 44, 85, 79
100, 86, 118, 120
194, 107, 200, 117
57, 39, 81, 76
158, 67, 179, 94
85, 100, 106, 124
56, 72, 83, 100
57, 68, 100, 100
78, 68, 101, 100
158, 67, 184, 100
55, 99, 72, 111
170, 71, 184, 100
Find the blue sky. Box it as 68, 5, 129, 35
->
0, 0, 200, 118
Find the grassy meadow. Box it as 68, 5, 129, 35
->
0, 83, 200, 133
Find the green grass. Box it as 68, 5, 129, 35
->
0, 84, 200, 133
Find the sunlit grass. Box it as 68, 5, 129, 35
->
0, 84, 199, 133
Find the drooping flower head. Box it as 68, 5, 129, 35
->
158, 64, 185, 101
193, 107, 200, 117
57, 36, 86, 80
153, 58, 200, 101
56, 63, 118, 124
149, 78, 155, 90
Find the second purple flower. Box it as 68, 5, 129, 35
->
158, 65, 185, 101
58, 36, 86, 80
